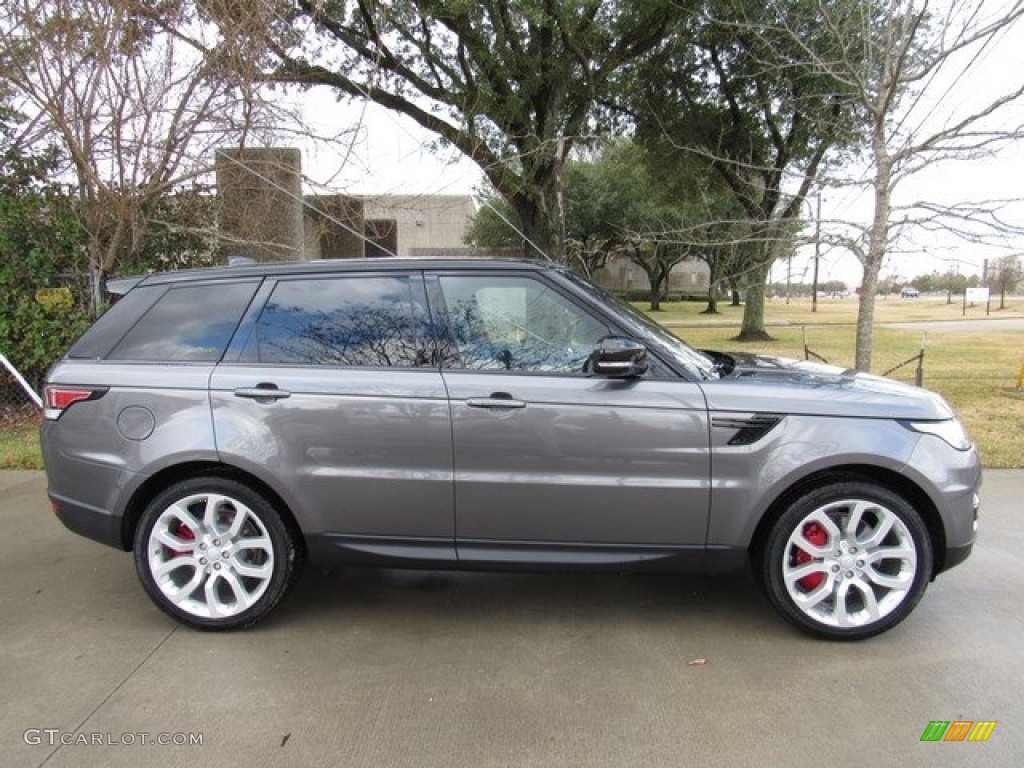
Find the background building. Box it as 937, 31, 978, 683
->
216, 147, 709, 292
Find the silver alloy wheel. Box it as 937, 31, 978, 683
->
146, 493, 275, 619
781, 498, 918, 629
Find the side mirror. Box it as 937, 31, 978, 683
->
589, 336, 648, 378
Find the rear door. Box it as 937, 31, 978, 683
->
210, 270, 455, 562
431, 270, 711, 561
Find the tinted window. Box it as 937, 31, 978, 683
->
108, 282, 258, 362
243, 276, 431, 367
439, 275, 609, 373
68, 285, 165, 359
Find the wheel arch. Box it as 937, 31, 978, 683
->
748, 465, 947, 578
120, 461, 306, 562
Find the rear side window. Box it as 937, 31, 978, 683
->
67, 285, 166, 360
108, 282, 258, 362
242, 275, 431, 367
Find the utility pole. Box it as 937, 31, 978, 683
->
811, 190, 822, 313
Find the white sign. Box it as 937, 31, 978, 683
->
965, 287, 990, 303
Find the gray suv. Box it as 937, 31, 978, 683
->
41, 259, 980, 639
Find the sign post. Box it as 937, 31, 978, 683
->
964, 287, 989, 316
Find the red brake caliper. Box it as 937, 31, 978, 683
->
794, 522, 828, 591
171, 522, 195, 557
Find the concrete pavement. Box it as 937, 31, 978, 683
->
1, 470, 1022, 768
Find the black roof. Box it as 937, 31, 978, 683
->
108, 256, 558, 294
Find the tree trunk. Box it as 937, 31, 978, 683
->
855, 142, 894, 372
632, 256, 663, 311
855, 271, 879, 372
508, 151, 568, 264
702, 288, 719, 314
702, 259, 719, 314
648, 262, 665, 310
515, 194, 566, 263
85, 229, 109, 318
734, 262, 773, 341
90, 267, 105, 319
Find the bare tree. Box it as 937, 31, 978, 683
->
779, 0, 1024, 370
0, 0, 298, 311
990, 253, 1021, 309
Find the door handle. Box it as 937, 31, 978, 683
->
466, 393, 526, 409
234, 385, 291, 401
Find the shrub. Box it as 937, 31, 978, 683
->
0, 141, 91, 390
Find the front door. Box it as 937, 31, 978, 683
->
433, 272, 710, 560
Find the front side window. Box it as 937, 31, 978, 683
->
438, 275, 610, 373
243, 275, 431, 367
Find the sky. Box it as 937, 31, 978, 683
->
287, 3, 1024, 289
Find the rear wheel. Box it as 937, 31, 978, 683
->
134, 477, 297, 630
761, 480, 932, 640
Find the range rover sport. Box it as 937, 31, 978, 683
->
41, 258, 981, 639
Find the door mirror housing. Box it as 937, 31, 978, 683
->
589, 336, 648, 378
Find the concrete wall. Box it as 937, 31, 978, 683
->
362, 195, 475, 257
214, 148, 475, 261
302, 196, 366, 259
215, 148, 305, 262
592, 253, 710, 293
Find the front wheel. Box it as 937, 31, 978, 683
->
134, 477, 298, 630
761, 480, 933, 640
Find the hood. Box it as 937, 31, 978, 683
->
699, 351, 954, 421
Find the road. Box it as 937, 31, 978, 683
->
663, 317, 1024, 332
882, 317, 1024, 332
2, 470, 1021, 768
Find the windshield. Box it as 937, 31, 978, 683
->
558, 270, 718, 380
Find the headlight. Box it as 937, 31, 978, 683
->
904, 419, 972, 451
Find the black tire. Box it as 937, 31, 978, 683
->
760, 479, 933, 641
134, 476, 298, 630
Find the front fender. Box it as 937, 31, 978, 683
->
706, 415, 920, 547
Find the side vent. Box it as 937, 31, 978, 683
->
712, 414, 783, 446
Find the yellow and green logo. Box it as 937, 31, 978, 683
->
921, 720, 997, 742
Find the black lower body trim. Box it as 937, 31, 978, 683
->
51, 493, 124, 550
306, 534, 749, 575
941, 542, 974, 574
306, 534, 457, 568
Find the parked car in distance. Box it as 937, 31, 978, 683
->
901, 287, 921, 298
41, 258, 980, 639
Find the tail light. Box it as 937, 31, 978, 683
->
43, 386, 107, 420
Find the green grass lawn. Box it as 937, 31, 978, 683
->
0, 418, 42, 469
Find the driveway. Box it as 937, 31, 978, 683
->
2, 470, 1021, 767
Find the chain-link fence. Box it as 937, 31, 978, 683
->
802, 327, 927, 386
0, 353, 42, 431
